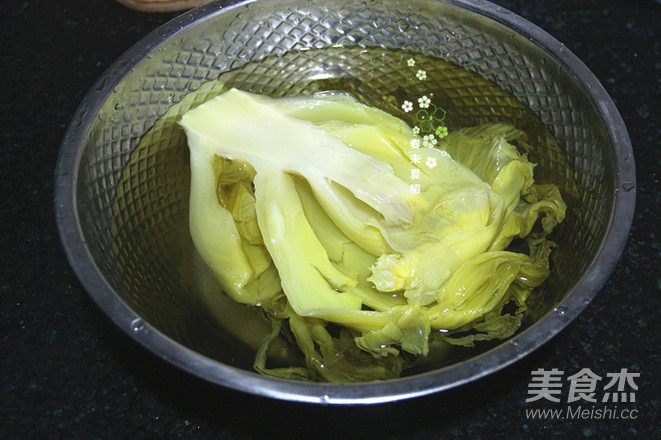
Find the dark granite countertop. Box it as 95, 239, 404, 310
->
1, 0, 659, 438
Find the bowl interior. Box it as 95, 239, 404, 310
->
63, 0, 629, 397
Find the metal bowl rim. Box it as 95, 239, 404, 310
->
54, 0, 636, 404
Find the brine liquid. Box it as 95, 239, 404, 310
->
112, 46, 573, 373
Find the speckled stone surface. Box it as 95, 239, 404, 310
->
1, 0, 659, 438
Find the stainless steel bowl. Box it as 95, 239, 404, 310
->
55, 0, 635, 404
